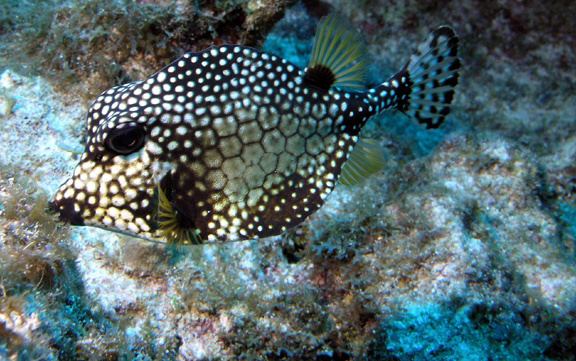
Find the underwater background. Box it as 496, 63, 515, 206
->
0, 0, 575, 360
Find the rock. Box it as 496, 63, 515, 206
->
0, 1, 575, 360
0, 0, 296, 99
307, 134, 576, 359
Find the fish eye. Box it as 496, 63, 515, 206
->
106, 124, 146, 155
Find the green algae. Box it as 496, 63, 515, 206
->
0, 0, 294, 100
0, 0, 179, 98
0, 164, 63, 247
0, 164, 100, 358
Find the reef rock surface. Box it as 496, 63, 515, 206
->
1, 1, 575, 360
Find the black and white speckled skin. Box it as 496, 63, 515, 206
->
51, 27, 459, 243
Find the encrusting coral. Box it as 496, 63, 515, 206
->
0, 0, 296, 99
0, 0, 575, 359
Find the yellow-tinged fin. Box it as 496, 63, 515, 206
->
156, 184, 202, 244
339, 139, 386, 186
305, 14, 368, 91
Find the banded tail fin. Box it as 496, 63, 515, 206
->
404, 26, 460, 128
372, 26, 460, 128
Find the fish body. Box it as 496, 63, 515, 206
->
51, 17, 460, 243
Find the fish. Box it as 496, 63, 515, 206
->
50, 15, 460, 244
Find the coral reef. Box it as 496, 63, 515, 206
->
0, 0, 575, 360
0, 0, 296, 99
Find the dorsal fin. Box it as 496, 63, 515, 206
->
339, 139, 386, 186
304, 14, 368, 91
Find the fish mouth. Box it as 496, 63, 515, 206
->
48, 197, 85, 226
48, 193, 164, 242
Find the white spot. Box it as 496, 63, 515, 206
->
86, 181, 97, 194
112, 195, 125, 207
176, 126, 188, 135
210, 105, 221, 115
147, 142, 163, 155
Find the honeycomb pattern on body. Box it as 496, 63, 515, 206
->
53, 45, 389, 242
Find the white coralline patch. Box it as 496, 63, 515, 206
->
0, 69, 85, 194
0, 309, 40, 341
74, 232, 155, 314
315, 134, 576, 314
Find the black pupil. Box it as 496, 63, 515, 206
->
109, 126, 145, 155
117, 131, 138, 148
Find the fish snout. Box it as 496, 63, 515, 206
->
49, 196, 85, 226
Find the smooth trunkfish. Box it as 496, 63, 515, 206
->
50, 15, 461, 244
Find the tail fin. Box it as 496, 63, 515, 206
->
374, 27, 460, 128
405, 26, 460, 128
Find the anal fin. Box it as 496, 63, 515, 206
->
339, 138, 386, 186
